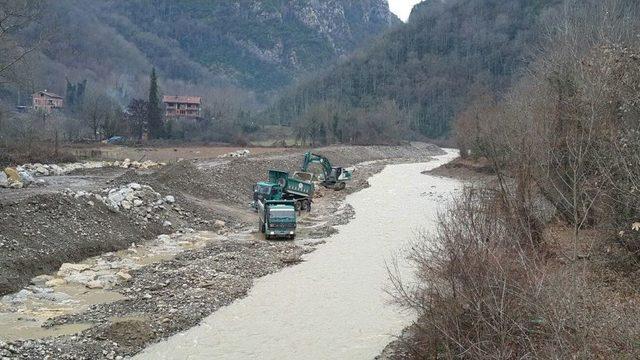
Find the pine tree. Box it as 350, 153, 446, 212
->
147, 68, 164, 139
65, 79, 88, 113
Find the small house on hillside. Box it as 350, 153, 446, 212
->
32, 90, 64, 113
163, 95, 202, 118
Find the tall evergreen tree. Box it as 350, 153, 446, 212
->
147, 68, 163, 139
65, 79, 87, 113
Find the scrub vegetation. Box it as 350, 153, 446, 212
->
388, 1, 640, 358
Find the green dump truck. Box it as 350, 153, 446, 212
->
252, 170, 315, 212
258, 200, 297, 240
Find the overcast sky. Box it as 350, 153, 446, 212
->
388, 0, 423, 22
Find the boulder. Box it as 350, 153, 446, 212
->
140, 160, 159, 169
66, 270, 96, 285
116, 271, 132, 281
49, 164, 64, 175
0, 172, 8, 188
121, 200, 132, 210
9, 181, 23, 189
214, 220, 226, 229
164, 195, 175, 204
4, 167, 20, 183
107, 189, 129, 205
125, 192, 136, 202
57, 263, 91, 277
19, 171, 35, 186
34, 165, 49, 175
86, 280, 104, 289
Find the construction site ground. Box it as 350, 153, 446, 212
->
0, 143, 444, 359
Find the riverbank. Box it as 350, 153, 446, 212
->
377, 157, 640, 359
0, 143, 445, 359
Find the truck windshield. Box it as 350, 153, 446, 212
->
258, 185, 272, 194
269, 208, 295, 221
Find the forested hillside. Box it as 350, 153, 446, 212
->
267, 0, 559, 140
6, 0, 396, 106
391, 1, 640, 358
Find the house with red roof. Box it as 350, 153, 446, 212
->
32, 90, 64, 113
163, 95, 202, 118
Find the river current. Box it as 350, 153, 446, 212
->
137, 150, 461, 360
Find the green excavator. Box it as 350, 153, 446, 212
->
301, 152, 353, 191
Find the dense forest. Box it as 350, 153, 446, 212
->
2, 0, 567, 147
267, 0, 560, 140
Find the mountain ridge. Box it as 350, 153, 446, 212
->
11, 0, 397, 103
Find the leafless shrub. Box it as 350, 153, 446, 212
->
390, 187, 640, 359
0, 111, 76, 164
454, 0, 640, 258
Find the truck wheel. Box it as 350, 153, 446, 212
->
259, 220, 265, 233
305, 199, 312, 212
294, 201, 302, 212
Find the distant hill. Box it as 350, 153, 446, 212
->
10, 0, 397, 104
267, 0, 560, 138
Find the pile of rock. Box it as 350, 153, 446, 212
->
103, 183, 166, 211
62, 183, 180, 227
218, 149, 250, 158
1, 159, 165, 190
19, 257, 141, 292
0, 167, 44, 189
19, 159, 164, 177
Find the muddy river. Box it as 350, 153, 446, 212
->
136, 150, 461, 360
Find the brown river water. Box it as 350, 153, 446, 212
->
136, 150, 461, 360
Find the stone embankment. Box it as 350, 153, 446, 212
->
1, 159, 163, 189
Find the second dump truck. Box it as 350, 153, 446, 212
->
252, 170, 315, 212
257, 200, 297, 240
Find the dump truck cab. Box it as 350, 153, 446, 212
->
253, 181, 282, 208
258, 200, 296, 240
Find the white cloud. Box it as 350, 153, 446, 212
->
388, 0, 423, 22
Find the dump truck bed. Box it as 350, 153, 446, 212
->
268, 170, 314, 198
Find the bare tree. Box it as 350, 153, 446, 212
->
126, 99, 148, 141
0, 0, 43, 83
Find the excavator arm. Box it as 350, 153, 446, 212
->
301, 152, 333, 176
301, 152, 352, 190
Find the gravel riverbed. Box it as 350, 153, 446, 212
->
0, 143, 444, 359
